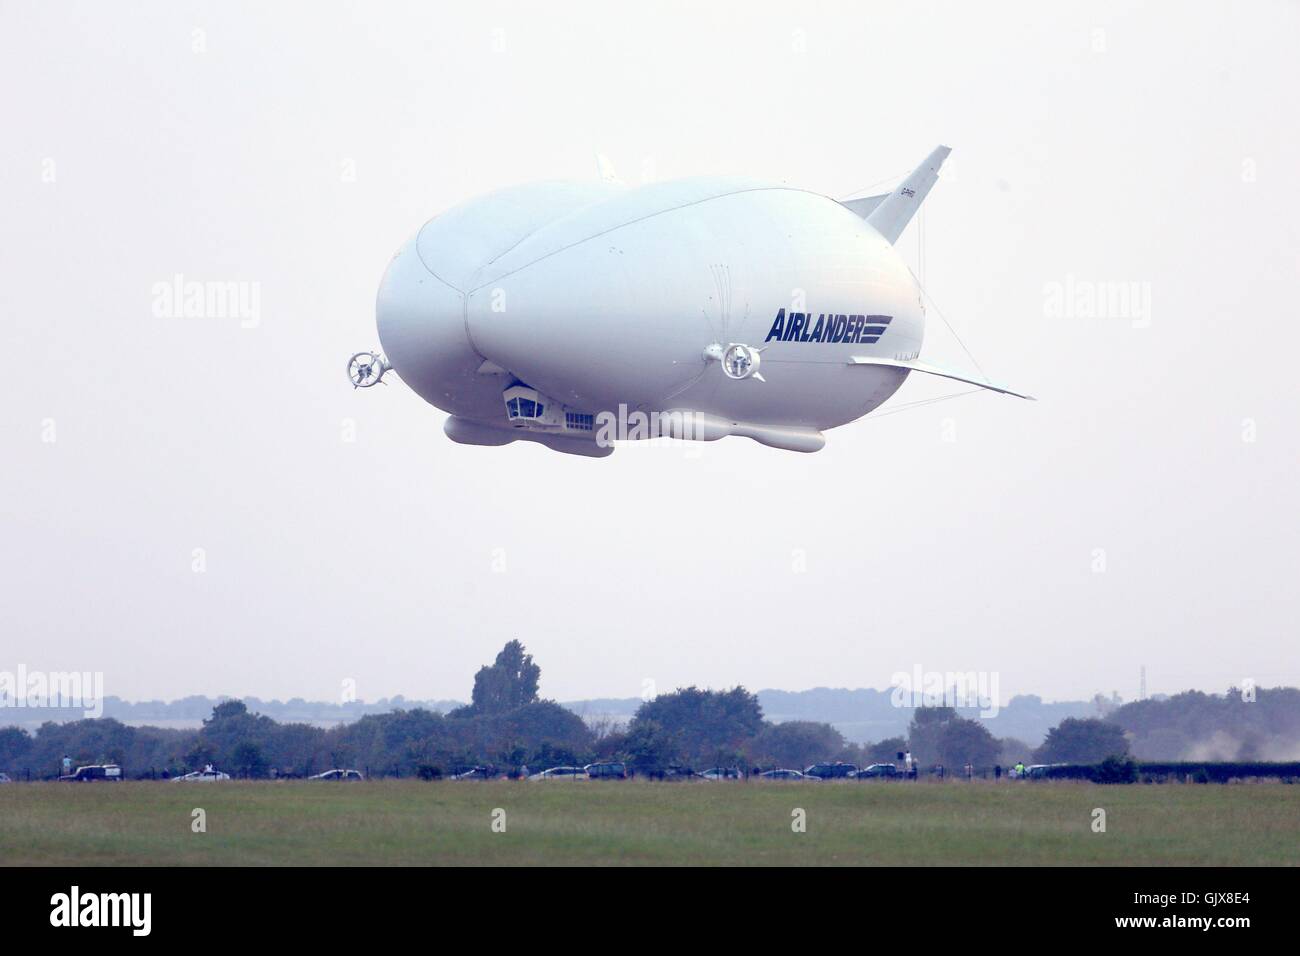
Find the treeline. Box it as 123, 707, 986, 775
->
1034, 758, 1300, 784
0, 643, 594, 779
1111, 688, 1300, 761
2, 643, 1297, 777
2, 688, 1099, 746
0, 642, 1094, 778
29, 694, 465, 727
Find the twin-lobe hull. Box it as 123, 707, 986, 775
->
377, 177, 927, 451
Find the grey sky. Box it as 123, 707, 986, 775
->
2, 1, 1297, 707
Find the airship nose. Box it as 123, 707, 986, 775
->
375, 239, 486, 417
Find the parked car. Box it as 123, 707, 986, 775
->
171, 765, 230, 782
852, 763, 900, 779
804, 762, 858, 780
699, 767, 743, 780
451, 766, 499, 780
584, 762, 627, 780
309, 769, 364, 781
758, 769, 817, 781
1025, 764, 1067, 779
528, 766, 588, 781
59, 764, 123, 782
664, 766, 702, 781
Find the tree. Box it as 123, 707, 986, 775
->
206, 700, 250, 723
933, 717, 1000, 768
230, 741, 267, 778
527, 741, 580, 770
1093, 753, 1138, 784
465, 640, 541, 715
184, 740, 217, 771
906, 706, 958, 764
0, 727, 33, 767
1034, 717, 1129, 764
630, 687, 764, 767
746, 721, 845, 769
500, 700, 590, 742
864, 736, 907, 764
621, 719, 679, 772
907, 706, 999, 768
198, 700, 278, 773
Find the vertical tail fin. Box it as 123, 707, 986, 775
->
864, 145, 951, 244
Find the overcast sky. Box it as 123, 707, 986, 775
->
2, 1, 1297, 708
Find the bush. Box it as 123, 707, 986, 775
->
1135, 761, 1300, 783
1093, 755, 1138, 784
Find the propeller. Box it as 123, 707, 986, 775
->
700, 263, 766, 382
702, 342, 766, 381
347, 351, 390, 388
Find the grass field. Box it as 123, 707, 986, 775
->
2, 779, 1297, 865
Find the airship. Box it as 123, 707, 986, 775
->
350, 145, 1031, 457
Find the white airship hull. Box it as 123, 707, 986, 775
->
371, 147, 1027, 456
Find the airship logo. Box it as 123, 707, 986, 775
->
764, 309, 892, 345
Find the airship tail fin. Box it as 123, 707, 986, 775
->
864, 145, 951, 244
840, 193, 890, 219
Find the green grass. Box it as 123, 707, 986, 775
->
2, 779, 1297, 865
